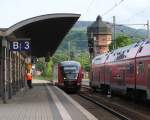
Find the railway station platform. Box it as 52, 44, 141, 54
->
0, 80, 98, 120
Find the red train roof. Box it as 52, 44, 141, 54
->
92, 39, 150, 64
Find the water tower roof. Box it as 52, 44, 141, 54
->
87, 15, 112, 35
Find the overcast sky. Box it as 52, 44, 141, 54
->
0, 0, 150, 29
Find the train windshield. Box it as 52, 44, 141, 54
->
62, 66, 79, 80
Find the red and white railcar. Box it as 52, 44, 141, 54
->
57, 60, 83, 92
135, 40, 150, 99
90, 53, 108, 90
90, 39, 150, 100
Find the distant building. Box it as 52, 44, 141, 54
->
87, 15, 112, 58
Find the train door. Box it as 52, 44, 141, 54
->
98, 71, 101, 88
120, 70, 126, 92
147, 64, 150, 98
148, 64, 150, 86
0, 42, 1, 96
95, 69, 100, 86
92, 70, 97, 86
136, 62, 145, 89
121, 70, 125, 85
109, 69, 112, 84
104, 66, 111, 86
102, 66, 105, 84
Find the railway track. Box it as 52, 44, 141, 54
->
79, 85, 150, 120
79, 93, 129, 120
70, 94, 121, 120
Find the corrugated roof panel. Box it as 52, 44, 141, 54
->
92, 53, 108, 64
136, 39, 150, 57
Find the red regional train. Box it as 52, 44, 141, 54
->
57, 60, 83, 92
90, 39, 150, 100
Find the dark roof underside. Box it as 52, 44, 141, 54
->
6, 14, 80, 57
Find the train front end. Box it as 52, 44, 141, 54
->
58, 61, 83, 91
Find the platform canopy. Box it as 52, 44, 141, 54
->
5, 13, 80, 57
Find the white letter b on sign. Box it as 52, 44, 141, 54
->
13, 42, 19, 50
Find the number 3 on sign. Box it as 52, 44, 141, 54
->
24, 41, 30, 50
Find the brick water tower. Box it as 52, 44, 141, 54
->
87, 15, 112, 58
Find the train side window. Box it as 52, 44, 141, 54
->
106, 55, 109, 60
138, 62, 144, 74
134, 44, 138, 47
138, 47, 143, 53
146, 40, 150, 44
95, 57, 102, 64
110, 51, 114, 54
128, 64, 134, 73
96, 60, 99, 64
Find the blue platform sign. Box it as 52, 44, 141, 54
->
10, 41, 31, 51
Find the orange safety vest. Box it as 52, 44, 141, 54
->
26, 73, 32, 80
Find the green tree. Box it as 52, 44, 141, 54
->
35, 57, 53, 80
52, 51, 90, 72
35, 58, 45, 71
109, 34, 133, 51
74, 52, 90, 72
52, 53, 69, 65
57, 29, 88, 52
42, 59, 53, 79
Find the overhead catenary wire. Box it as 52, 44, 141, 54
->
112, 0, 117, 4
118, 5, 150, 23
81, 0, 125, 21
85, 0, 96, 14
104, 1, 150, 24
81, 0, 96, 20
101, 0, 125, 17
102, 0, 125, 22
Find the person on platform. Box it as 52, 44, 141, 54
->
26, 72, 33, 89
